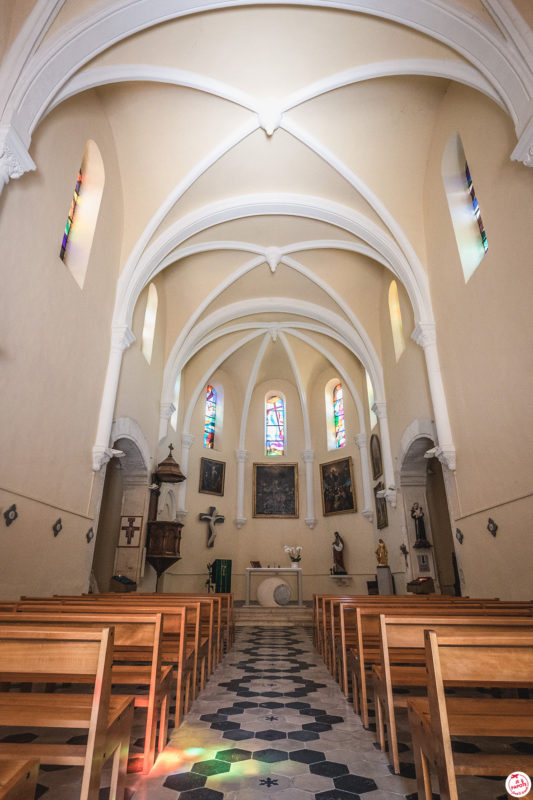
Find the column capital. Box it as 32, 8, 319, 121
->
234, 515, 247, 529
372, 401, 387, 420
161, 402, 176, 421
305, 516, 317, 529
301, 449, 315, 463
111, 324, 136, 353
412, 322, 437, 348
235, 449, 249, 463
354, 433, 367, 449
511, 116, 533, 167
0, 125, 35, 192
92, 445, 124, 472
181, 433, 195, 450
361, 508, 374, 522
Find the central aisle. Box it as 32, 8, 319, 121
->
134, 626, 416, 799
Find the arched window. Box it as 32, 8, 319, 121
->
442, 132, 488, 282
265, 393, 285, 456
60, 139, 104, 289
388, 280, 406, 361
366, 371, 378, 430
333, 383, 346, 448
204, 385, 217, 448
141, 283, 158, 364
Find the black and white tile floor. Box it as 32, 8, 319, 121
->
2, 626, 529, 798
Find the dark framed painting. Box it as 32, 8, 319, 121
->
253, 463, 298, 518
374, 482, 388, 530
370, 433, 383, 480
199, 457, 226, 496
320, 456, 357, 516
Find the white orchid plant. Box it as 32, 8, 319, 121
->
284, 545, 302, 562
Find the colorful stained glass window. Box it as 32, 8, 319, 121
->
465, 161, 488, 254
333, 383, 346, 448
60, 168, 82, 261
204, 385, 216, 448
265, 394, 285, 456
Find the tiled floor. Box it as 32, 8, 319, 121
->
2, 626, 530, 798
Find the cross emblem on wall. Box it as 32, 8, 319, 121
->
121, 516, 141, 545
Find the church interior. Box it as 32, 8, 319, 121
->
1, 1, 533, 798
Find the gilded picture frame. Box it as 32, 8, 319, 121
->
319, 456, 357, 516
253, 463, 299, 518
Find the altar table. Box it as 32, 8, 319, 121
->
245, 567, 303, 606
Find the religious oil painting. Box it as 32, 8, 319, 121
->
320, 456, 356, 516
370, 433, 383, 480
374, 482, 388, 530
253, 463, 298, 518
118, 515, 143, 547
199, 457, 226, 496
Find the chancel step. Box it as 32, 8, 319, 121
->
235, 604, 313, 627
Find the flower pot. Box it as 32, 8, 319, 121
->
291, 561, 300, 568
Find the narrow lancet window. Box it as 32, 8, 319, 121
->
204, 385, 217, 448
333, 383, 346, 448
265, 394, 285, 456
388, 280, 406, 361
141, 283, 158, 364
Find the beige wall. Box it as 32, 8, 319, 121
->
0, 90, 124, 599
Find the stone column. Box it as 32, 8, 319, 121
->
372, 402, 396, 507
354, 433, 373, 521
301, 449, 317, 529
92, 325, 136, 470
235, 449, 248, 528
176, 433, 194, 522
412, 323, 456, 471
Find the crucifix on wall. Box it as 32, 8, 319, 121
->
119, 515, 142, 547
199, 506, 225, 548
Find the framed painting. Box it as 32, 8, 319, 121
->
118, 515, 143, 547
374, 482, 388, 530
253, 463, 298, 518
370, 433, 383, 480
199, 457, 226, 496
320, 456, 357, 516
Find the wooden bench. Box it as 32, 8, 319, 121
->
0, 626, 134, 800
408, 631, 533, 800
0, 612, 172, 774
373, 615, 533, 773
15, 601, 197, 727
0, 759, 39, 800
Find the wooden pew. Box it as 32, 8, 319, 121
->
339, 600, 533, 727
0, 626, 134, 800
15, 601, 198, 727
408, 631, 533, 800
0, 612, 172, 774
373, 615, 533, 773
0, 759, 39, 800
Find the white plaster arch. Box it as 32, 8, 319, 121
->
5, 0, 532, 145
398, 418, 438, 475
116, 194, 431, 326
110, 416, 152, 473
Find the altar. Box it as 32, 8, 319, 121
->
245, 567, 303, 606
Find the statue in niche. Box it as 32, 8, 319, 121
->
331, 531, 347, 574
376, 538, 388, 566
411, 502, 431, 548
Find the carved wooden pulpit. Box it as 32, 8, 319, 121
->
145, 444, 186, 585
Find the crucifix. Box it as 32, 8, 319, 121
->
199, 506, 225, 548
121, 516, 140, 545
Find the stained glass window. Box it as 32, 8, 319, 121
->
265, 394, 285, 456
333, 383, 346, 448
60, 168, 82, 261
204, 385, 216, 448
465, 161, 488, 254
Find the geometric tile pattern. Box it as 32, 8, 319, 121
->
4, 625, 523, 798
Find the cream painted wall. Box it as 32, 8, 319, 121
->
423, 82, 533, 599
0, 90, 124, 599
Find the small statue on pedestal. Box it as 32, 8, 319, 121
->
376, 538, 388, 566
411, 502, 431, 548
331, 531, 347, 574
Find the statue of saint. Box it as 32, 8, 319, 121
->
332, 531, 347, 574
411, 502, 430, 548
376, 538, 388, 566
